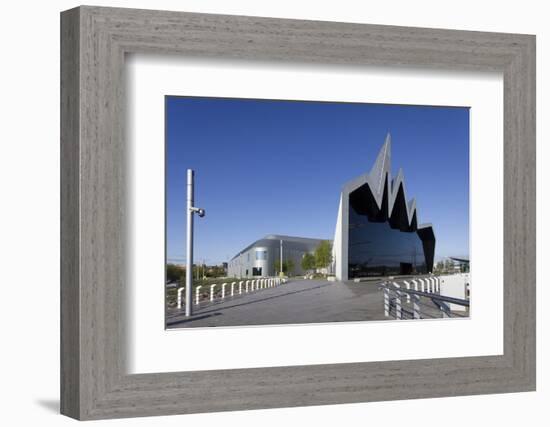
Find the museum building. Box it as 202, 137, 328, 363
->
228, 134, 435, 281
227, 235, 326, 278
332, 134, 436, 280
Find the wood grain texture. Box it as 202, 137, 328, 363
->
60, 6, 536, 420
60, 7, 80, 419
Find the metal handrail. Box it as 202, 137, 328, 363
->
394, 287, 469, 307
380, 280, 469, 320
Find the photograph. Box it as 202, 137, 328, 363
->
164, 96, 470, 328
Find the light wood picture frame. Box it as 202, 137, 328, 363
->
60, 5, 536, 420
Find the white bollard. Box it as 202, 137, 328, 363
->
260, 279, 264, 289
246, 280, 250, 291
243, 280, 248, 293
251, 280, 255, 290
420, 278, 425, 292
384, 287, 390, 317
412, 279, 418, 291
177, 287, 185, 309
231, 282, 236, 296
195, 285, 202, 305
239, 281, 243, 294
403, 280, 411, 302
221, 283, 227, 299
210, 284, 216, 301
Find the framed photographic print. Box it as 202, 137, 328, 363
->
61, 5, 536, 420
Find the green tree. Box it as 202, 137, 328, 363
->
301, 252, 316, 272
166, 263, 184, 283
314, 240, 333, 270
274, 259, 295, 275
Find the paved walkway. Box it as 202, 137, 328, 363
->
166, 278, 389, 328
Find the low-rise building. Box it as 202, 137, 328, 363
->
227, 235, 326, 278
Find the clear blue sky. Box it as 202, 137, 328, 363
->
166, 96, 469, 265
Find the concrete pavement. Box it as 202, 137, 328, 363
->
166, 278, 390, 328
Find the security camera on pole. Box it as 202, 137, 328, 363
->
186, 169, 205, 317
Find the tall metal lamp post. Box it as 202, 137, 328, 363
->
279, 239, 283, 277
186, 169, 205, 317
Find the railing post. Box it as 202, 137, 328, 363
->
384, 286, 390, 317
177, 287, 185, 309
210, 284, 216, 301
231, 282, 236, 296
403, 280, 411, 302
412, 294, 421, 319
239, 281, 243, 294
195, 285, 202, 305
420, 278, 425, 292
412, 279, 418, 291
395, 290, 402, 320
246, 280, 250, 291
221, 283, 227, 299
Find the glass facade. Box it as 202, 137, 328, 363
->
348, 181, 432, 278
349, 206, 427, 277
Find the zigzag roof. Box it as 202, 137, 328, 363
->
342, 133, 432, 232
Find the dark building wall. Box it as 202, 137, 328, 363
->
347, 181, 433, 278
